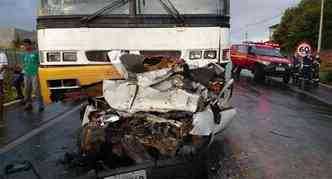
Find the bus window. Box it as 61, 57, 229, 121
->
137, 0, 230, 15
37, 0, 231, 104
86, 51, 111, 62
39, 0, 230, 16
237, 45, 248, 54
47, 52, 61, 62
39, 0, 129, 16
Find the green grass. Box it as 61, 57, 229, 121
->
320, 56, 332, 85
320, 71, 332, 85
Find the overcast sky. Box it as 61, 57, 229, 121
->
231, 0, 301, 43
0, 0, 301, 43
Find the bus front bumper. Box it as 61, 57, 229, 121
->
38, 65, 122, 104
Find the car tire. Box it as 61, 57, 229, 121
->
254, 64, 265, 82
233, 66, 241, 80
283, 75, 290, 84
292, 75, 298, 85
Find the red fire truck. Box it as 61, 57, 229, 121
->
231, 42, 292, 83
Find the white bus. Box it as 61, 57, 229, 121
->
37, 0, 231, 103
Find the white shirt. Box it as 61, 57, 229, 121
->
0, 52, 8, 80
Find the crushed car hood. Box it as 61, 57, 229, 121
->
80, 52, 236, 166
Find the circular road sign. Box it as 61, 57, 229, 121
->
297, 42, 312, 57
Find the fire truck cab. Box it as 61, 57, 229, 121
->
231, 42, 292, 83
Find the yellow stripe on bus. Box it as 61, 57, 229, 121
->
39, 65, 122, 104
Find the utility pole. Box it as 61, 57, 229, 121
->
317, 0, 325, 54
245, 31, 248, 42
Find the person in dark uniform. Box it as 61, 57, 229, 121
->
302, 53, 313, 83
12, 64, 24, 100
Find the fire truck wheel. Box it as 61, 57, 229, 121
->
254, 64, 265, 82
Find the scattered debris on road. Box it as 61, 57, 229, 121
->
80, 52, 236, 168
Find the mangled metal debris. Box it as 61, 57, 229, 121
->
80, 52, 236, 168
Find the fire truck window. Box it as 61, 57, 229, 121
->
237, 45, 248, 54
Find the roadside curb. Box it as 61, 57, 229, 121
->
267, 77, 332, 106
320, 83, 332, 90
287, 85, 332, 107
3, 96, 36, 108
4, 99, 22, 108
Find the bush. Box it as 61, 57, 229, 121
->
326, 71, 332, 82
4, 71, 17, 103
320, 71, 332, 85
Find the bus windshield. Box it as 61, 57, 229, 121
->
39, 0, 230, 16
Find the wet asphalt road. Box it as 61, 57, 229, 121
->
214, 75, 332, 179
0, 102, 79, 148
1, 75, 332, 179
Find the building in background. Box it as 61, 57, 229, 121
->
0, 28, 36, 65
0, 28, 37, 48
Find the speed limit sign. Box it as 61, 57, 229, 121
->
297, 42, 312, 57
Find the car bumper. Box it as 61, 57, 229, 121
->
264, 64, 291, 77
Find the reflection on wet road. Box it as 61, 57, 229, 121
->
216, 77, 332, 179
0, 102, 80, 148
0, 109, 82, 179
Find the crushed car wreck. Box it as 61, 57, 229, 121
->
80, 51, 237, 170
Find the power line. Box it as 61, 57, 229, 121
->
232, 13, 283, 35
231, 13, 283, 42
246, 13, 282, 27
231, 0, 301, 42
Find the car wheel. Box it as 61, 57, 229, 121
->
232, 66, 241, 80
254, 64, 265, 82
283, 75, 290, 84
292, 75, 299, 85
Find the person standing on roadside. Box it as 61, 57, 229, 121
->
0, 50, 8, 126
292, 53, 300, 66
13, 64, 24, 100
21, 39, 44, 112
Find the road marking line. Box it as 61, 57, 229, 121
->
0, 105, 81, 155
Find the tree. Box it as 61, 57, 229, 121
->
273, 0, 332, 53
